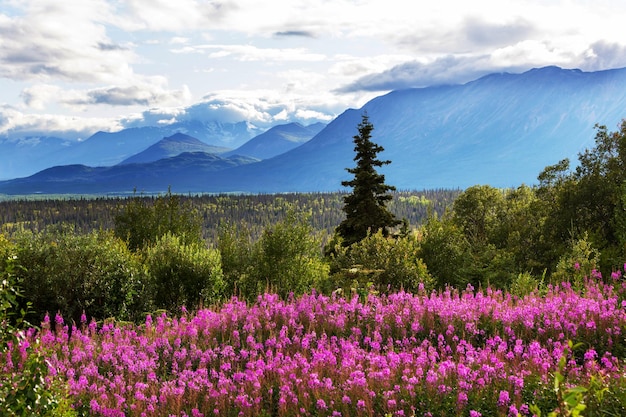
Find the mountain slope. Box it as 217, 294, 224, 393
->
119, 133, 230, 165
0, 152, 259, 194
227, 122, 326, 159
0, 136, 72, 180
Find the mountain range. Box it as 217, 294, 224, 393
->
0, 120, 264, 180
1, 66, 626, 195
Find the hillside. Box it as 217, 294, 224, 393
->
119, 133, 230, 165
227, 122, 326, 159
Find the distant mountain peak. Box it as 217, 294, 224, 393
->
119, 133, 230, 165
226, 122, 326, 160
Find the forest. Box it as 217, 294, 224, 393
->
0, 189, 458, 243
2, 120, 626, 416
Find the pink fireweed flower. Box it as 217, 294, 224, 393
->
498, 390, 510, 406
574, 262, 581, 271
584, 348, 598, 361
316, 399, 327, 410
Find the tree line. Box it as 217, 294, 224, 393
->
0, 190, 457, 243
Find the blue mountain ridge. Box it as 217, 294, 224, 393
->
0, 152, 259, 195
226, 122, 326, 160
0, 120, 265, 179
119, 133, 231, 165
1, 66, 626, 194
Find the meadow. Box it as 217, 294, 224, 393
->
4, 277, 626, 416
4, 122, 626, 416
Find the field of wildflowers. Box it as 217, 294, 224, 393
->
4, 279, 626, 416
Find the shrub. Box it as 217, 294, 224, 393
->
114, 189, 202, 251
221, 210, 329, 300
0, 244, 77, 417
509, 271, 545, 298
418, 213, 471, 289
12, 226, 149, 323
327, 229, 433, 293
217, 221, 256, 297
143, 232, 224, 312
248, 210, 329, 299
552, 232, 600, 289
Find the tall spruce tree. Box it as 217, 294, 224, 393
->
336, 113, 400, 246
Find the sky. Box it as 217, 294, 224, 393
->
1, 0, 626, 141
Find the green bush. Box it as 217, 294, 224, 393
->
552, 232, 600, 289
219, 211, 329, 300
13, 226, 149, 323
143, 233, 224, 312
509, 271, 545, 298
1, 241, 77, 417
114, 189, 202, 251
249, 211, 329, 299
327, 230, 433, 293
217, 221, 256, 297
418, 213, 472, 289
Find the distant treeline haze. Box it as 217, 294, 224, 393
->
0, 190, 458, 243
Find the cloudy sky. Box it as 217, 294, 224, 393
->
1, 0, 626, 140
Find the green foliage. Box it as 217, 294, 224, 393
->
552, 232, 600, 289
143, 232, 224, 312
536, 121, 626, 275
114, 188, 202, 251
327, 229, 433, 293
418, 211, 472, 289
12, 226, 149, 323
250, 210, 328, 299
1, 190, 457, 246
218, 210, 329, 300
0, 243, 77, 417
452, 185, 505, 245
217, 221, 256, 297
420, 185, 548, 290
337, 113, 400, 247
509, 271, 545, 298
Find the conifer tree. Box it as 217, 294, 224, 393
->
336, 113, 400, 246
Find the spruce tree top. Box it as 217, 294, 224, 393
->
336, 113, 400, 246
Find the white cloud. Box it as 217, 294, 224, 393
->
117, 0, 239, 32
0, 0, 136, 83
2, 0, 626, 139
0, 104, 121, 139
172, 43, 326, 62
579, 41, 626, 71
20, 80, 192, 111
119, 90, 337, 130
20, 84, 62, 110
62, 82, 192, 109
